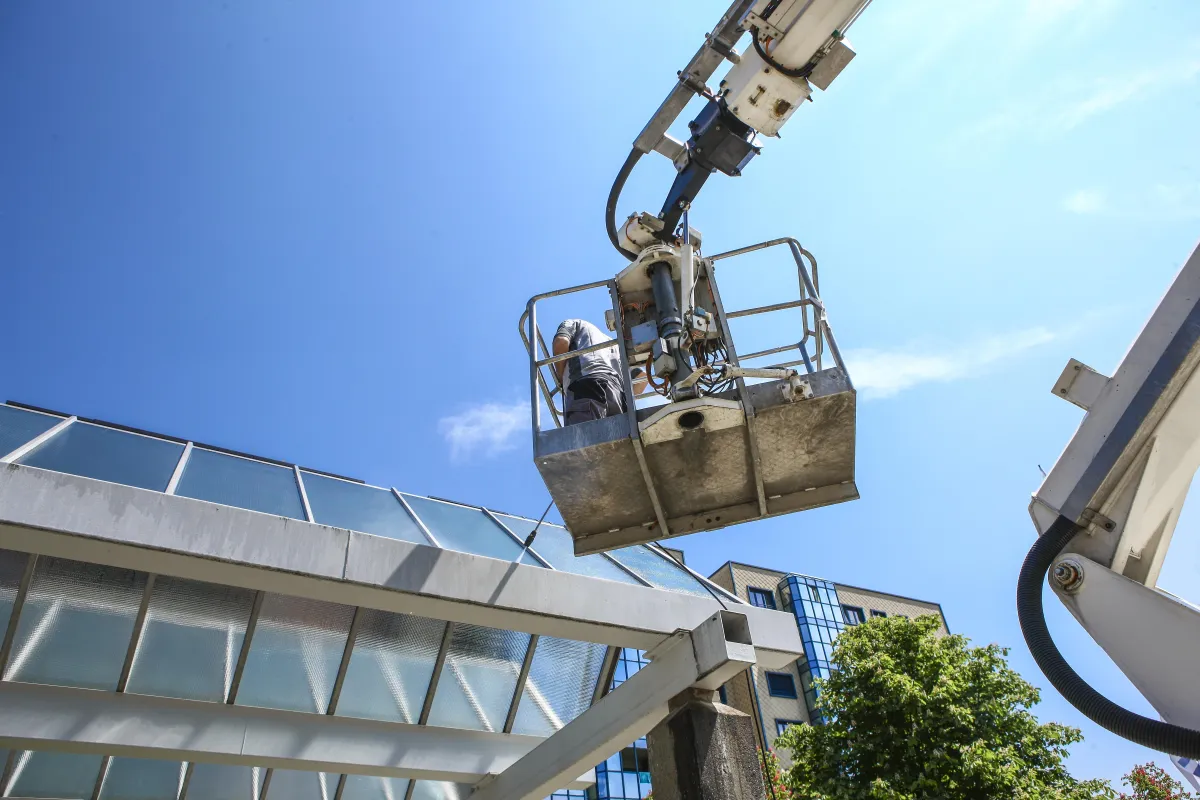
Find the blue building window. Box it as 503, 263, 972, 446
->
842, 605, 865, 625
718, 685, 728, 704
590, 649, 654, 798
747, 587, 776, 609
871, 609, 887, 619
776, 719, 804, 736
765, 671, 797, 699
778, 574, 846, 723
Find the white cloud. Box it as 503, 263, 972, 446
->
438, 401, 529, 462
955, 51, 1200, 145
1064, 189, 1107, 214
1062, 183, 1200, 220
847, 327, 1057, 399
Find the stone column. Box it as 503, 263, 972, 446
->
647, 688, 767, 800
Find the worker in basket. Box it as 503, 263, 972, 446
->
553, 318, 646, 425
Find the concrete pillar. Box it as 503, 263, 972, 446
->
647, 689, 767, 800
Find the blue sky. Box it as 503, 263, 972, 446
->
3, 0, 1199, 786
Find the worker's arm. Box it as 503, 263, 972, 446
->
552, 335, 570, 382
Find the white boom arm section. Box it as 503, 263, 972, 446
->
1024, 240, 1200, 758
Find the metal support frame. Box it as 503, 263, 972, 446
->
0, 464, 803, 667
631, 0, 755, 156
504, 634, 540, 733
0, 681, 598, 788
327, 606, 363, 716
115, 574, 156, 693
609, 283, 672, 538
647, 543, 743, 606
165, 442, 193, 495
0, 415, 76, 463
707, 267, 769, 515
178, 762, 195, 800
592, 646, 621, 704
393, 489, 441, 548
419, 622, 455, 725
0, 750, 15, 798
0, 552, 36, 678
483, 508, 552, 569
603, 554, 654, 588
294, 465, 315, 523
227, 591, 265, 704
471, 610, 756, 800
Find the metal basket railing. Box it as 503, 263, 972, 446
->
519, 237, 848, 433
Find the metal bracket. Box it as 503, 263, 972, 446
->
744, 12, 784, 40
1052, 358, 1111, 411
1080, 507, 1116, 534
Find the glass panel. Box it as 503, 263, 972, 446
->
5, 750, 104, 798
126, 576, 255, 702
512, 637, 606, 736
605, 547, 709, 597
264, 769, 334, 800
187, 763, 265, 800
99, 757, 186, 800
4, 557, 146, 690
491, 515, 637, 584
409, 781, 473, 800
236, 594, 354, 713
427, 624, 530, 732
340, 775, 411, 800
0, 405, 61, 459
18, 422, 183, 491
401, 496, 524, 562
337, 609, 446, 723
301, 472, 428, 544
0, 550, 29, 641
175, 449, 305, 520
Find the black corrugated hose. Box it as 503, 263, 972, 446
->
1017, 514, 1200, 758
606, 148, 643, 261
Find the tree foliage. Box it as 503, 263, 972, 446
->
1120, 763, 1195, 800
759, 747, 793, 799
775, 615, 1114, 800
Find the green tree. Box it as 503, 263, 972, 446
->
758, 747, 793, 799
1120, 763, 1195, 800
775, 615, 1114, 800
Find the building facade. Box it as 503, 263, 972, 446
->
707, 560, 949, 756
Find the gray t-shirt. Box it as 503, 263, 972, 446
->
555, 319, 622, 398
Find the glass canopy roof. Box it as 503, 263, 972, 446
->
0, 402, 739, 799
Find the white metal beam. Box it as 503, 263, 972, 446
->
1052, 553, 1200, 729
0, 416, 75, 463
0, 464, 802, 668
471, 610, 757, 800
0, 681, 595, 789
1033, 241, 1200, 579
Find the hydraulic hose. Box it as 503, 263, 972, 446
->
1017, 514, 1200, 759
606, 148, 643, 261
